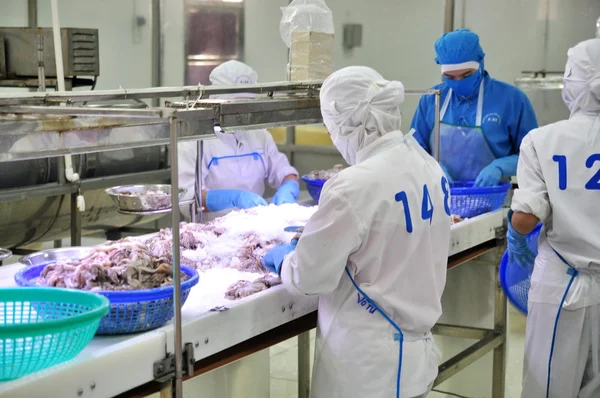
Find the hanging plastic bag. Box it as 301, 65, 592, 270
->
280, 0, 335, 81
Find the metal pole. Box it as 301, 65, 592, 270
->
151, 0, 162, 106
70, 192, 81, 246
37, 35, 46, 92
298, 331, 310, 398
197, 140, 203, 223
286, 126, 296, 166
443, 0, 455, 33
169, 117, 183, 398
492, 246, 507, 397
28, 0, 37, 28
433, 91, 441, 161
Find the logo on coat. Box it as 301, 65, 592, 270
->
483, 113, 502, 125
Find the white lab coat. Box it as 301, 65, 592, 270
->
178, 129, 298, 215
176, 129, 296, 397
281, 131, 450, 398
512, 112, 600, 398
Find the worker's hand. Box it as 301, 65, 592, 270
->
205, 189, 268, 212
440, 164, 454, 185
506, 211, 536, 270
261, 241, 298, 274
271, 180, 300, 205
474, 163, 503, 187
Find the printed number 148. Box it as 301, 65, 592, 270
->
394, 177, 451, 233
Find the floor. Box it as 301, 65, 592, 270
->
269, 306, 526, 398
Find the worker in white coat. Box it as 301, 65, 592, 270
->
262, 66, 451, 398
177, 61, 298, 397
179, 60, 300, 216
509, 38, 600, 398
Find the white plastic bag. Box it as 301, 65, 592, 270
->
280, 0, 335, 81
280, 0, 334, 49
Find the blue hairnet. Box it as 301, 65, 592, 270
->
434, 29, 485, 66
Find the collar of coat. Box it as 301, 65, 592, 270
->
355, 130, 405, 164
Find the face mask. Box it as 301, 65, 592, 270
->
444, 70, 482, 98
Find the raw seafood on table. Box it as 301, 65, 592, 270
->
306, 164, 345, 180
117, 189, 172, 210
33, 237, 188, 291
451, 215, 467, 224
145, 204, 317, 300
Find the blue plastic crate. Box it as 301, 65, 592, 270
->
450, 181, 511, 218
499, 223, 542, 315
15, 264, 198, 335
301, 176, 326, 203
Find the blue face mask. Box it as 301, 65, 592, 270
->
444, 70, 482, 98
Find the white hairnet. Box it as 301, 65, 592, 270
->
209, 60, 258, 85
562, 38, 600, 115
320, 66, 405, 165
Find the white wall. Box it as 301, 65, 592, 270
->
36, 0, 154, 90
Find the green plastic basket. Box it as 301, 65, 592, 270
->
0, 287, 109, 381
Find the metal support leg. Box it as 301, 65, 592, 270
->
286, 126, 296, 166
298, 331, 311, 398
53, 239, 62, 248
492, 247, 507, 397
70, 192, 81, 246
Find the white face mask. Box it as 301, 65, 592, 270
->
561, 64, 586, 113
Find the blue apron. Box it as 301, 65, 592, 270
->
545, 248, 600, 398
430, 81, 496, 181
345, 267, 405, 398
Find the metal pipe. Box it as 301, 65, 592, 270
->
298, 331, 311, 398
596, 16, 600, 39
37, 35, 46, 92
285, 126, 296, 166
0, 81, 323, 105
443, 0, 455, 33
169, 117, 183, 398
434, 332, 503, 386
151, 0, 162, 107
28, 0, 37, 28
50, 0, 66, 93
492, 248, 507, 397
196, 140, 203, 223
433, 91, 441, 161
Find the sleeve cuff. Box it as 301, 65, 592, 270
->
279, 251, 310, 296
277, 166, 300, 186
511, 189, 551, 221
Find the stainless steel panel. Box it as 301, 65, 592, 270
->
0, 27, 99, 78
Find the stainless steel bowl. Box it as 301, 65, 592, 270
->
19, 247, 94, 266
105, 184, 187, 212
0, 248, 12, 261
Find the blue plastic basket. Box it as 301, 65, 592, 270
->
499, 223, 543, 315
450, 181, 511, 218
301, 175, 326, 203
14, 264, 198, 335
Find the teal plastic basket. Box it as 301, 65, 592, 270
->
0, 287, 109, 381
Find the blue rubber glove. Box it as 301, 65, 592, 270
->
474, 163, 503, 187
261, 240, 298, 274
506, 211, 536, 269
205, 189, 268, 212
271, 179, 300, 205
440, 164, 454, 185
